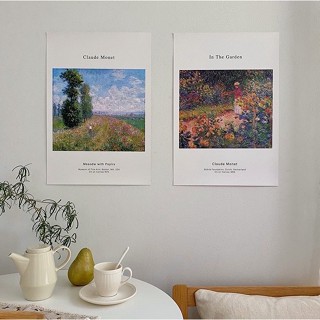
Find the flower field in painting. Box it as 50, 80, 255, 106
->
53, 115, 145, 151
179, 70, 273, 149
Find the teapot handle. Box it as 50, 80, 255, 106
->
53, 245, 72, 271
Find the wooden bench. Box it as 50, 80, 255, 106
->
0, 311, 45, 319
172, 284, 320, 319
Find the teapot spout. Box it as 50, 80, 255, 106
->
9, 253, 29, 276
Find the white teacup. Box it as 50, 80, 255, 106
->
94, 262, 132, 297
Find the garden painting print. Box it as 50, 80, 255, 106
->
179, 70, 273, 149
52, 68, 145, 152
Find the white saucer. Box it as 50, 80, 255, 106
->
79, 282, 137, 306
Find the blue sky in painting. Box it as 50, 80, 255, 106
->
52, 69, 145, 114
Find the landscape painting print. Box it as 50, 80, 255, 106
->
52, 68, 145, 152
179, 70, 273, 149
47, 32, 151, 185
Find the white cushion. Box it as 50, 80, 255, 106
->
195, 289, 320, 319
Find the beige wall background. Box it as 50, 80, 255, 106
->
1, 1, 320, 297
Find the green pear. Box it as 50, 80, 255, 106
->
68, 248, 94, 286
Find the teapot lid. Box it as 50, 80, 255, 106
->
26, 244, 51, 254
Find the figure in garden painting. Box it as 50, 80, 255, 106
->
179, 70, 273, 149
232, 81, 243, 116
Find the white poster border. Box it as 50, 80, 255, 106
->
47, 32, 151, 185
174, 33, 279, 186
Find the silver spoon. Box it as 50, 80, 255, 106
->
115, 246, 129, 269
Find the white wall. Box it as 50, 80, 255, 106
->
1, 1, 320, 297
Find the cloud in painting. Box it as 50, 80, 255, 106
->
93, 82, 144, 113
111, 70, 126, 81
93, 72, 145, 114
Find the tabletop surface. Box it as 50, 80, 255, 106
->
0, 271, 182, 319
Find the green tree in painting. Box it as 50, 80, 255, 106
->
60, 69, 83, 128
80, 83, 93, 121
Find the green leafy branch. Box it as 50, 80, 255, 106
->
0, 165, 79, 247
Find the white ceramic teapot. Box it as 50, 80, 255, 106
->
9, 244, 71, 301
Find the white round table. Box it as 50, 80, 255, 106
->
0, 271, 182, 319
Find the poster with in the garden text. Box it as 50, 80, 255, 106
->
174, 33, 279, 186
47, 32, 151, 185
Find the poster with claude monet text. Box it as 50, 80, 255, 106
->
174, 33, 279, 186
47, 33, 151, 185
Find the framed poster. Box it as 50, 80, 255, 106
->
47, 32, 151, 185
174, 33, 279, 186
